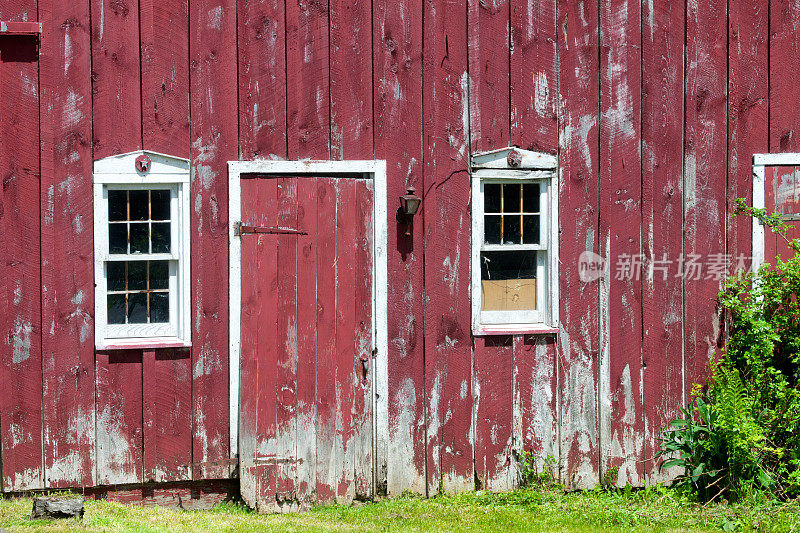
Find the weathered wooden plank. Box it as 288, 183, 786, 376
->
95, 351, 143, 485
285, 0, 330, 159
684, 0, 727, 399
509, 0, 558, 483
468, 0, 509, 152
474, 336, 514, 491
727, 0, 767, 271
238, 0, 287, 159
373, 0, 425, 497
330, 0, 373, 159
0, 3, 42, 490
510, 0, 557, 152
422, 0, 473, 495
139, 0, 192, 485
352, 178, 374, 498
467, 0, 513, 493
97, 479, 237, 508
334, 179, 357, 502
143, 349, 191, 482
514, 335, 558, 479
237, 176, 265, 509
598, 0, 644, 486
90, 0, 143, 158
295, 177, 318, 507
140, 0, 190, 157
641, 0, 686, 484
275, 177, 299, 508
315, 178, 338, 503
770, 0, 800, 155
89, 0, 147, 487
557, 0, 600, 489
39, 0, 96, 489
253, 177, 280, 511
769, 0, 800, 264
189, 0, 237, 479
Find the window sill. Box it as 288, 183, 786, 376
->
96, 337, 191, 351
473, 324, 558, 336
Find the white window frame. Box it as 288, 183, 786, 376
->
93, 150, 191, 350
752, 153, 800, 272
470, 148, 559, 335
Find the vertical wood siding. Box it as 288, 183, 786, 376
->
0, 0, 797, 497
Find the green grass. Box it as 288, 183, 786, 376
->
1, 486, 798, 532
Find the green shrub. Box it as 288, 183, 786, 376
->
659, 198, 800, 501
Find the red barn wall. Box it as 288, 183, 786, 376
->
0, 0, 778, 496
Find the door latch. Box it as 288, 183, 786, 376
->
234, 221, 308, 236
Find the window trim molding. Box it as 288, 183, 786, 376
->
751, 153, 800, 273
93, 150, 192, 350
227, 158, 389, 485
470, 147, 559, 336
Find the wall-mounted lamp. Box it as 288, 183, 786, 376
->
396, 186, 422, 236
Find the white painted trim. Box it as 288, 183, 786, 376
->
228, 165, 242, 464
752, 161, 766, 272
229, 159, 384, 175
753, 153, 800, 167
93, 149, 190, 175
472, 168, 555, 180
471, 147, 558, 170
92, 157, 191, 351
549, 168, 560, 328
226, 159, 389, 490
750, 153, 800, 271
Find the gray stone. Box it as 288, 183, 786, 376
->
31, 497, 84, 519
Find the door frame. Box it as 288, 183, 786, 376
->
227, 159, 388, 493
752, 153, 800, 272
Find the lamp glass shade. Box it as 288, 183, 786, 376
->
400, 187, 422, 216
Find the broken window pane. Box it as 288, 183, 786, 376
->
503, 215, 521, 244
480, 250, 536, 311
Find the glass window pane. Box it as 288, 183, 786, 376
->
129, 223, 149, 254
109, 190, 127, 221
150, 261, 169, 290
151, 223, 171, 253
107, 294, 126, 324
109, 224, 128, 254
503, 215, 521, 244
150, 190, 171, 220
480, 250, 537, 311
503, 184, 521, 212
150, 292, 169, 323
484, 184, 501, 213
107, 262, 126, 291
128, 261, 147, 291
523, 183, 540, 212
484, 215, 501, 244
523, 215, 540, 244
127, 293, 147, 323
129, 190, 149, 221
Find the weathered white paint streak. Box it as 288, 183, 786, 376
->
11, 317, 33, 364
